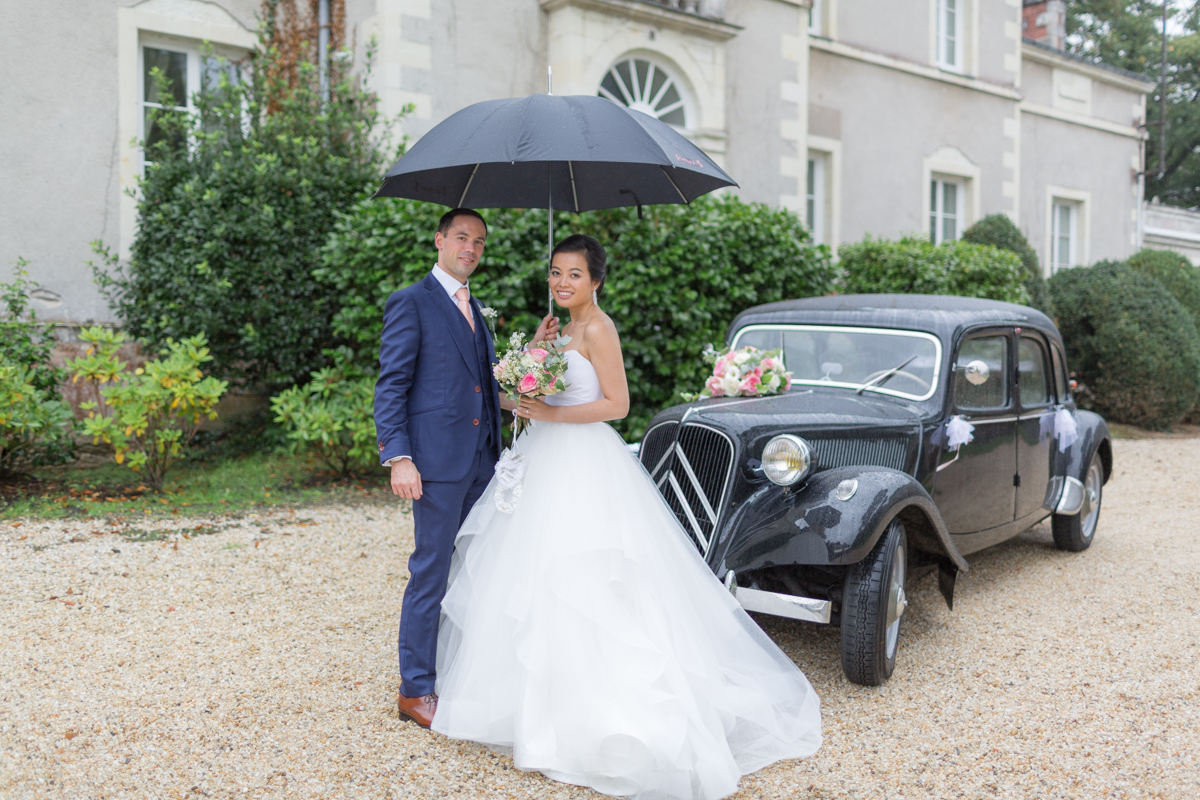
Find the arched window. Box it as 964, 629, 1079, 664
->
598, 57, 688, 128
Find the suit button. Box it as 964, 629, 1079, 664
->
472, 419, 480, 426
475, 386, 481, 393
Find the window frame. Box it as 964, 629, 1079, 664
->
598, 55, 692, 131
1017, 334, 1053, 411
806, 153, 826, 245
930, 176, 965, 244
952, 330, 1012, 413
1051, 199, 1078, 272
935, 0, 964, 72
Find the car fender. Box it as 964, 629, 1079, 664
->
717, 466, 969, 575
1064, 409, 1111, 483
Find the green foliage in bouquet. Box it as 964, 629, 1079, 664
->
1048, 261, 1200, 430
270, 353, 377, 478
838, 235, 1030, 305
962, 213, 1053, 315
70, 329, 229, 491
92, 22, 390, 393
317, 194, 835, 440
0, 262, 76, 477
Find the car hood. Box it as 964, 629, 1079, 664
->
677, 387, 929, 433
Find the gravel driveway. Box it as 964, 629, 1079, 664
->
1, 438, 1197, 799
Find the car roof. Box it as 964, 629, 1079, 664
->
728, 293, 1062, 348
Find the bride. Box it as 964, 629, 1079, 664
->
431, 234, 822, 799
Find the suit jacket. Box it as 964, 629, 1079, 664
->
375, 272, 502, 482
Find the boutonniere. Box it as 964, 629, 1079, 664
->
480, 306, 498, 337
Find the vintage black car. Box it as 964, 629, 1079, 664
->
639, 294, 1111, 685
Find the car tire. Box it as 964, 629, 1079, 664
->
1051, 451, 1104, 552
840, 518, 907, 686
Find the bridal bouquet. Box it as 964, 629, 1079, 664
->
682, 345, 792, 401
493, 331, 569, 437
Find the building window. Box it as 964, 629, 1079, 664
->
930, 177, 964, 244
936, 0, 963, 71
141, 41, 243, 161
809, 0, 823, 35
599, 57, 687, 128
1052, 200, 1078, 271
806, 153, 826, 244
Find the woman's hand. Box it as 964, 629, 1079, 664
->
532, 313, 560, 345
516, 395, 556, 422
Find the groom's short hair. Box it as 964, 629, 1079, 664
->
437, 208, 488, 237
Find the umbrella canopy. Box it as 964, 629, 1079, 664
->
374, 94, 736, 210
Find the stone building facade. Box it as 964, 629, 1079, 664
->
0, 0, 1154, 326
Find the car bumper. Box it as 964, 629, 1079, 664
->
724, 571, 832, 624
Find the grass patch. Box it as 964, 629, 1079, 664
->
0, 451, 392, 521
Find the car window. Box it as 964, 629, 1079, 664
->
954, 335, 1008, 410
1051, 343, 1070, 403
730, 325, 942, 400
1018, 336, 1051, 409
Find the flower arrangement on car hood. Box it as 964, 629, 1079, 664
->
683, 345, 792, 401
493, 331, 569, 436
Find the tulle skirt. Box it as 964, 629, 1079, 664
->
432, 420, 822, 800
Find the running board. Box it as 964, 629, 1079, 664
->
724, 571, 832, 624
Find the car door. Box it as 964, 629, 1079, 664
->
933, 331, 1018, 535
1014, 333, 1055, 523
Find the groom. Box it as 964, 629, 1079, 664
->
375, 208, 515, 728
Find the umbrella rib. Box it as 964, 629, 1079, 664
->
458, 164, 480, 207
660, 166, 689, 204
569, 161, 579, 212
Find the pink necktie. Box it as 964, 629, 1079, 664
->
455, 286, 475, 332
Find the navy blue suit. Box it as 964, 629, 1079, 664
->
375, 271, 501, 697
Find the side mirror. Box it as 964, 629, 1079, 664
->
963, 360, 990, 386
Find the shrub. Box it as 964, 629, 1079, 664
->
70, 328, 229, 491
0, 262, 76, 476
270, 355, 377, 477
92, 26, 388, 393
839, 235, 1031, 304
1128, 248, 1200, 328
963, 213, 1053, 315
1048, 261, 1200, 429
316, 194, 836, 440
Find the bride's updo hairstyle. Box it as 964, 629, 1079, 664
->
552, 234, 608, 300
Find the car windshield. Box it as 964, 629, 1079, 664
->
731, 325, 942, 400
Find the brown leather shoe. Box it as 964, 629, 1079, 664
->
397, 690, 437, 728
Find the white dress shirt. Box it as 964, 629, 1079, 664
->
384, 265, 470, 468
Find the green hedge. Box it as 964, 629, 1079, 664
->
1128, 248, 1200, 329
963, 213, 1053, 315
317, 194, 835, 440
1049, 261, 1200, 429
838, 235, 1031, 304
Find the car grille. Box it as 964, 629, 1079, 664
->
807, 436, 908, 472
640, 422, 734, 554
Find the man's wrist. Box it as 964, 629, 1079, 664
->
384, 455, 412, 468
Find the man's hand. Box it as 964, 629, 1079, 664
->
532, 313, 560, 344
390, 458, 423, 500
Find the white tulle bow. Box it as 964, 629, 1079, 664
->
945, 415, 975, 451
1054, 405, 1079, 453
493, 448, 525, 514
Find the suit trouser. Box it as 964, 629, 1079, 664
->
398, 438, 493, 697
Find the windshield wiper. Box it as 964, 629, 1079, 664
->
856, 354, 918, 395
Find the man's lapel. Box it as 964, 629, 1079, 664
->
424, 273, 479, 378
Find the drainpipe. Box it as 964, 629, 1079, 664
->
318, 0, 330, 104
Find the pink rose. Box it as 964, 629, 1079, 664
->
761, 358, 775, 370
739, 375, 762, 394
750, 367, 763, 379
705, 375, 725, 397
783, 374, 793, 390
528, 348, 548, 364
518, 373, 539, 394
712, 359, 727, 378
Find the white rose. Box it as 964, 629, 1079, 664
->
733, 352, 751, 365
721, 375, 741, 396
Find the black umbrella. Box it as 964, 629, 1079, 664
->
374, 91, 737, 310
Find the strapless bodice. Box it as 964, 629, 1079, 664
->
543, 349, 602, 406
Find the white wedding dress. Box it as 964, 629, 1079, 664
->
432, 350, 822, 800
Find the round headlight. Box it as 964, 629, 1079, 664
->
761, 435, 812, 486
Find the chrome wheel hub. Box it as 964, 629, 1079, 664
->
885, 542, 907, 659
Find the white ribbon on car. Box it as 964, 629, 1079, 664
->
1053, 405, 1078, 453
493, 447, 526, 514
945, 415, 975, 451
